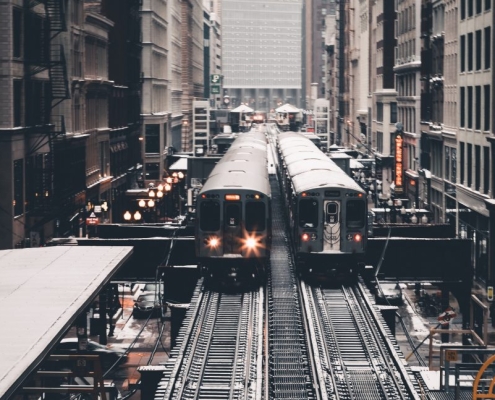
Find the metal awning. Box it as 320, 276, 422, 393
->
169, 157, 188, 171
0, 246, 133, 399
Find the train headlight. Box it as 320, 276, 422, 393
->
207, 237, 219, 248
301, 233, 310, 242
246, 237, 257, 249
353, 233, 362, 242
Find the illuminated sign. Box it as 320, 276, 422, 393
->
394, 133, 404, 193
225, 194, 240, 201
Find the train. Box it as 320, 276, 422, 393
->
276, 131, 368, 279
195, 130, 272, 283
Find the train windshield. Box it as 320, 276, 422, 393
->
200, 201, 220, 231
299, 199, 319, 228
346, 200, 365, 228
245, 202, 265, 231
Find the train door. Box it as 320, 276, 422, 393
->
223, 202, 242, 254
323, 200, 340, 251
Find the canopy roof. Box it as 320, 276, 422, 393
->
276, 103, 300, 113
230, 104, 254, 113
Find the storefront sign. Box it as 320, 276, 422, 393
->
394, 132, 404, 193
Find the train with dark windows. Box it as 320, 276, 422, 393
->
195, 130, 272, 283
276, 132, 367, 279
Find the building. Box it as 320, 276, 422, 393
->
370, 0, 398, 201
221, 0, 303, 111
140, 0, 172, 188
101, 0, 143, 223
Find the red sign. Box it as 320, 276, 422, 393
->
86, 213, 99, 225
438, 307, 457, 325
394, 133, 403, 192
86, 217, 99, 226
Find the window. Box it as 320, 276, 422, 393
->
145, 124, 160, 153
391, 102, 397, 123
467, 143, 473, 187
476, 30, 482, 70
467, 33, 473, 71
13, 8, 22, 58
486, 0, 491, 11
13, 159, 23, 217
298, 199, 319, 228
475, 86, 481, 130
346, 200, 365, 228
144, 163, 159, 180
376, 102, 383, 122
225, 204, 240, 227
460, 87, 465, 127
475, 145, 481, 191
484, 85, 491, 131
477, 0, 482, 13
467, 86, 473, 128
484, 146, 490, 194
485, 27, 491, 69
460, 35, 466, 72
13, 80, 22, 127
460, 142, 465, 184
468, 0, 474, 16
451, 148, 457, 183
461, 0, 466, 19
245, 202, 265, 231
199, 201, 220, 231
377, 131, 383, 153
445, 147, 450, 181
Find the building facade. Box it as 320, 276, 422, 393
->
221, 0, 302, 111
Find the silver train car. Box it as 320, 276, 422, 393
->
195, 130, 272, 282
277, 132, 367, 279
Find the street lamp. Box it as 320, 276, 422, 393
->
123, 210, 142, 222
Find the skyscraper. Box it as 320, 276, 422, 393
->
221, 0, 303, 111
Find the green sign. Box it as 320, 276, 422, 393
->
211, 85, 220, 94
211, 74, 221, 84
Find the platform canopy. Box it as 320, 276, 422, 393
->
0, 246, 133, 399
230, 104, 254, 113
275, 103, 300, 113
169, 157, 188, 171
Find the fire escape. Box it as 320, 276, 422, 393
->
24, 0, 70, 218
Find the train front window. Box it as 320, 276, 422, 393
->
299, 199, 319, 228
346, 200, 365, 228
225, 203, 241, 227
200, 201, 220, 231
246, 202, 265, 231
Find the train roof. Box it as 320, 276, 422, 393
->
277, 131, 364, 195
286, 159, 346, 177
291, 170, 364, 194
200, 172, 271, 195
200, 130, 270, 196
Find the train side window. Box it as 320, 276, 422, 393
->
245, 202, 265, 231
346, 200, 365, 228
299, 199, 319, 228
200, 201, 220, 231
225, 203, 241, 227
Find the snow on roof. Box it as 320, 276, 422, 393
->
0, 246, 133, 399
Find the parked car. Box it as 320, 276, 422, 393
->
375, 282, 403, 306
132, 293, 166, 318
53, 338, 128, 369
133, 282, 163, 301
